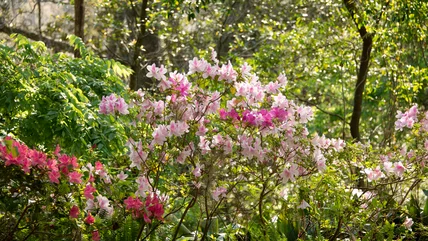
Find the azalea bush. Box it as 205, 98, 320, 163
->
1, 49, 428, 240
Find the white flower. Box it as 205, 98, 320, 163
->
297, 200, 311, 209
403, 216, 414, 231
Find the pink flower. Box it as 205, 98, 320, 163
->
192, 181, 202, 189
403, 216, 413, 230
395, 105, 418, 130
124, 196, 143, 210
240, 62, 252, 77
99, 94, 128, 115
146, 63, 167, 81
212, 187, 227, 201
97, 195, 111, 212
68, 171, 83, 184
54, 144, 61, 157
69, 205, 79, 218
265, 81, 281, 94
188, 57, 208, 74
211, 49, 219, 64
99, 94, 117, 114
169, 121, 189, 137
117, 171, 128, 180
365, 166, 384, 182
92, 230, 100, 241
95, 161, 103, 171
218, 61, 237, 83
314, 149, 327, 172
203, 64, 218, 79
198, 136, 211, 154
176, 148, 191, 164
196, 124, 208, 136
272, 93, 289, 109
394, 162, 406, 177
84, 184, 97, 199
145, 194, 164, 221
152, 125, 169, 145
128, 139, 147, 170
280, 164, 299, 183
297, 106, 313, 123
85, 213, 95, 225
383, 161, 394, 173
136, 176, 150, 197
277, 73, 288, 87
192, 164, 204, 177
85, 199, 96, 212
219, 109, 228, 119
48, 170, 60, 184
116, 97, 129, 114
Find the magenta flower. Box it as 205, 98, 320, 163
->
69, 205, 79, 218
85, 213, 95, 225
92, 230, 100, 241
124, 196, 143, 210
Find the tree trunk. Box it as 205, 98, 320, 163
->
74, 0, 85, 57
129, 0, 149, 90
344, 0, 374, 142
350, 32, 373, 142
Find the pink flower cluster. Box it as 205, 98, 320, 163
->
187, 57, 237, 83
219, 107, 290, 128
212, 187, 227, 201
0, 138, 82, 184
395, 104, 418, 130
99, 94, 129, 115
364, 155, 407, 182
124, 193, 165, 223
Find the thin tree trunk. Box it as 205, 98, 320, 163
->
37, 0, 42, 37
74, 0, 85, 57
350, 34, 372, 141
129, 0, 150, 90
343, 0, 374, 142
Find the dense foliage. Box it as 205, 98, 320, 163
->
0, 35, 130, 158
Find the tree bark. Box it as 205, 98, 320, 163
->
344, 0, 374, 142
350, 32, 372, 142
129, 0, 149, 90
74, 0, 85, 57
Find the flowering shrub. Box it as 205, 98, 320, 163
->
1, 51, 428, 240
